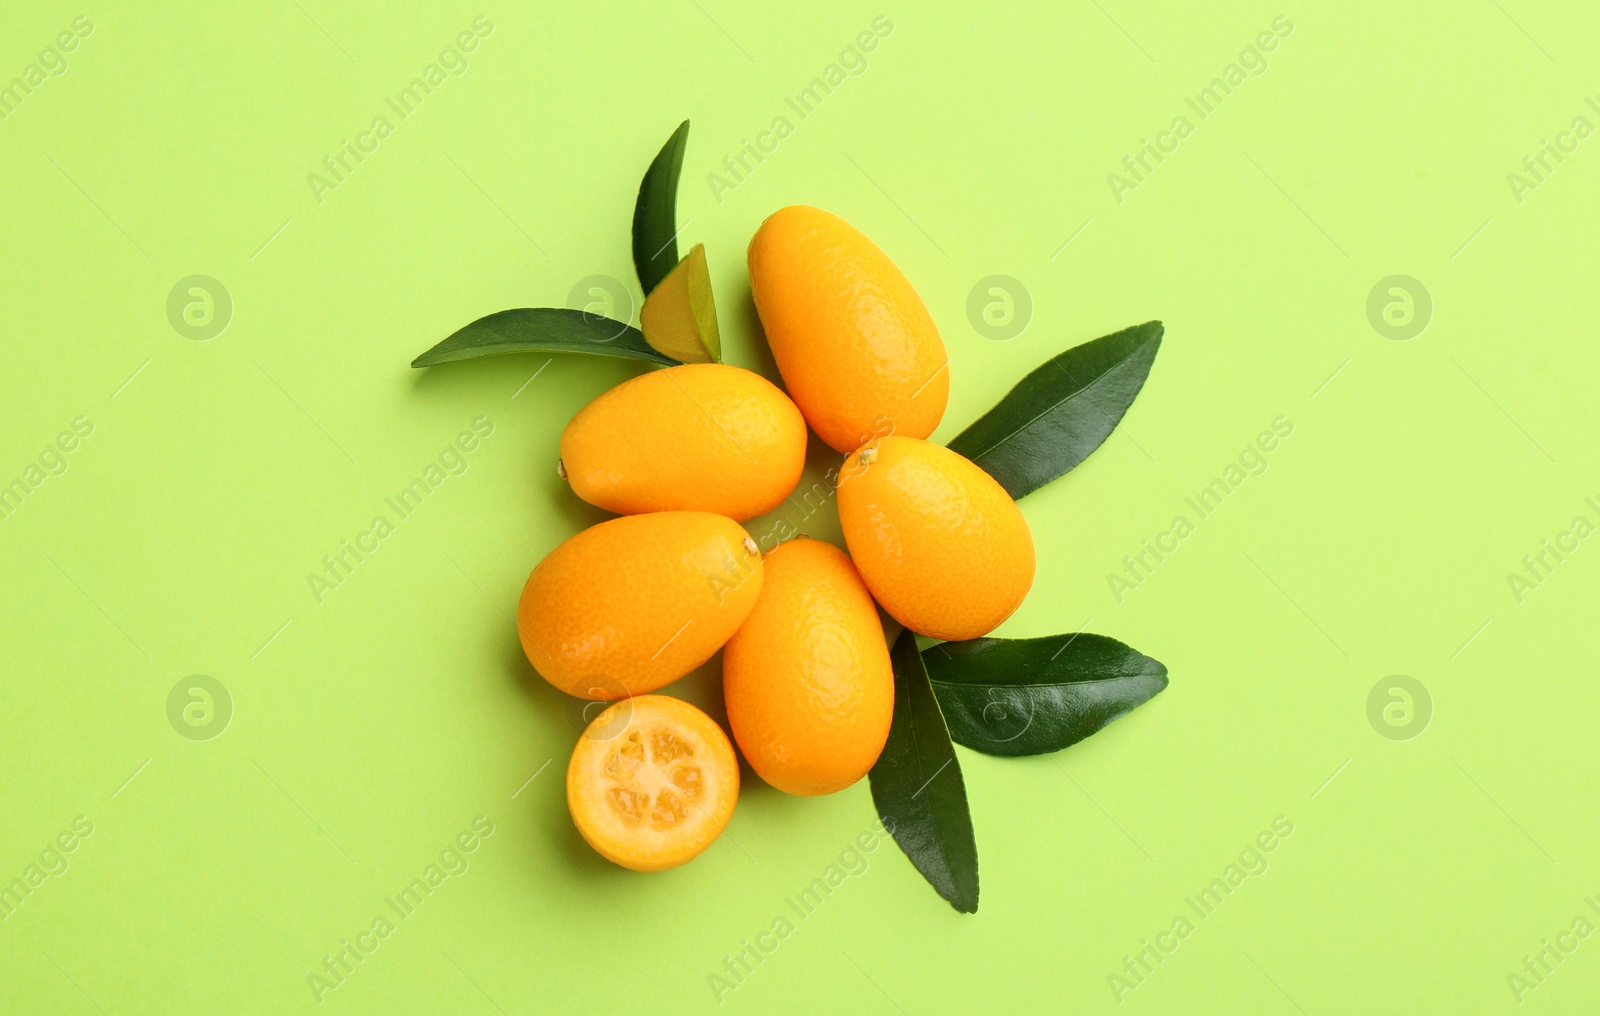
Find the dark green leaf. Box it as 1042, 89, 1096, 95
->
411, 308, 679, 368
946, 320, 1163, 499
869, 629, 979, 913
632, 120, 690, 296
924, 633, 1167, 757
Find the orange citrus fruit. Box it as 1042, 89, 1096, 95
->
747, 205, 949, 453
723, 538, 894, 795
517, 512, 763, 699
560, 363, 807, 521
837, 436, 1034, 641
568, 694, 739, 871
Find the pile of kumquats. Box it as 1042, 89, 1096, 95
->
412, 121, 1169, 912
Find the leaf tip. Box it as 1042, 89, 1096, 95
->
1146, 653, 1171, 687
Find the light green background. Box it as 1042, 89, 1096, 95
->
2, 1, 1596, 1012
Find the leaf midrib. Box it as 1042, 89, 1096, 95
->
905, 689, 954, 882
928, 670, 1164, 692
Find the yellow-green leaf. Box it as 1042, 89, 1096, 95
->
640, 244, 721, 364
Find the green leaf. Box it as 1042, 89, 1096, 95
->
946, 320, 1163, 499
411, 308, 679, 368
924, 633, 1167, 757
632, 119, 690, 296
869, 629, 979, 913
